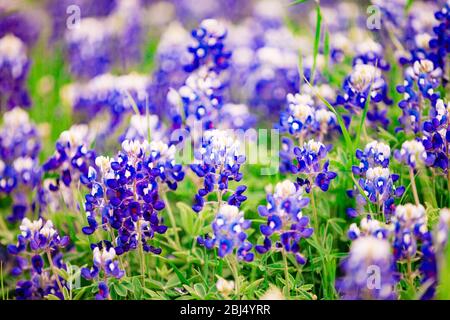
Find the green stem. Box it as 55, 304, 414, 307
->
46, 251, 65, 297
310, 188, 319, 232
162, 193, 181, 248
282, 251, 290, 299
137, 219, 146, 286
227, 255, 240, 299
409, 167, 420, 206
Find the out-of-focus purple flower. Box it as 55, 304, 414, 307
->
185, 19, 231, 73
149, 22, 190, 119
0, 34, 31, 111
394, 140, 427, 169
65, 73, 151, 131
0, 11, 41, 46
392, 204, 429, 260
337, 236, 398, 300
0, 108, 41, 222
47, 0, 117, 41
64, 0, 143, 78
347, 214, 392, 241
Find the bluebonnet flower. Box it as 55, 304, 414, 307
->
226, 11, 300, 116
149, 22, 190, 118
65, 73, 151, 130
278, 91, 338, 143
391, 204, 429, 261
0, 34, 31, 111
81, 241, 125, 300
112, 0, 143, 69
217, 103, 257, 131
396, 60, 443, 134
421, 98, 449, 173
168, 67, 224, 132
190, 129, 245, 213
416, 207, 450, 300
349, 141, 405, 219
255, 180, 313, 265
347, 215, 392, 241
7, 218, 70, 300
394, 140, 427, 169
145, 140, 185, 191
197, 204, 253, 261
0, 108, 41, 222
0, 10, 41, 46
400, 59, 442, 103
43, 124, 96, 196
81, 140, 167, 257
47, 0, 117, 41
0, 107, 40, 164
391, 203, 437, 300
279, 137, 297, 175
353, 39, 390, 71
185, 19, 231, 73
429, 1, 450, 79
64, 17, 114, 78
336, 64, 392, 128
122, 114, 166, 143
64, 0, 143, 78
435, 208, 450, 255
336, 237, 398, 300
292, 140, 337, 192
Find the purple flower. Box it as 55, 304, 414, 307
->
7, 218, 70, 300
43, 125, 96, 211
184, 19, 231, 73
256, 180, 312, 264
349, 141, 404, 220
336, 64, 392, 128
0, 35, 31, 111
0, 108, 41, 222
421, 99, 449, 173
336, 237, 398, 300
278, 92, 338, 142
394, 140, 427, 169
81, 140, 167, 257
81, 241, 125, 283
197, 204, 253, 261
190, 130, 245, 212
292, 140, 337, 192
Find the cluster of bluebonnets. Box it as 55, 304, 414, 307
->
1, 0, 450, 300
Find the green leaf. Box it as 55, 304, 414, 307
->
310, 4, 322, 85
168, 261, 189, 285
354, 83, 372, 154
193, 283, 206, 298
113, 282, 128, 297
45, 294, 61, 300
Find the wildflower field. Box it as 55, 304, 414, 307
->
0, 0, 450, 302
